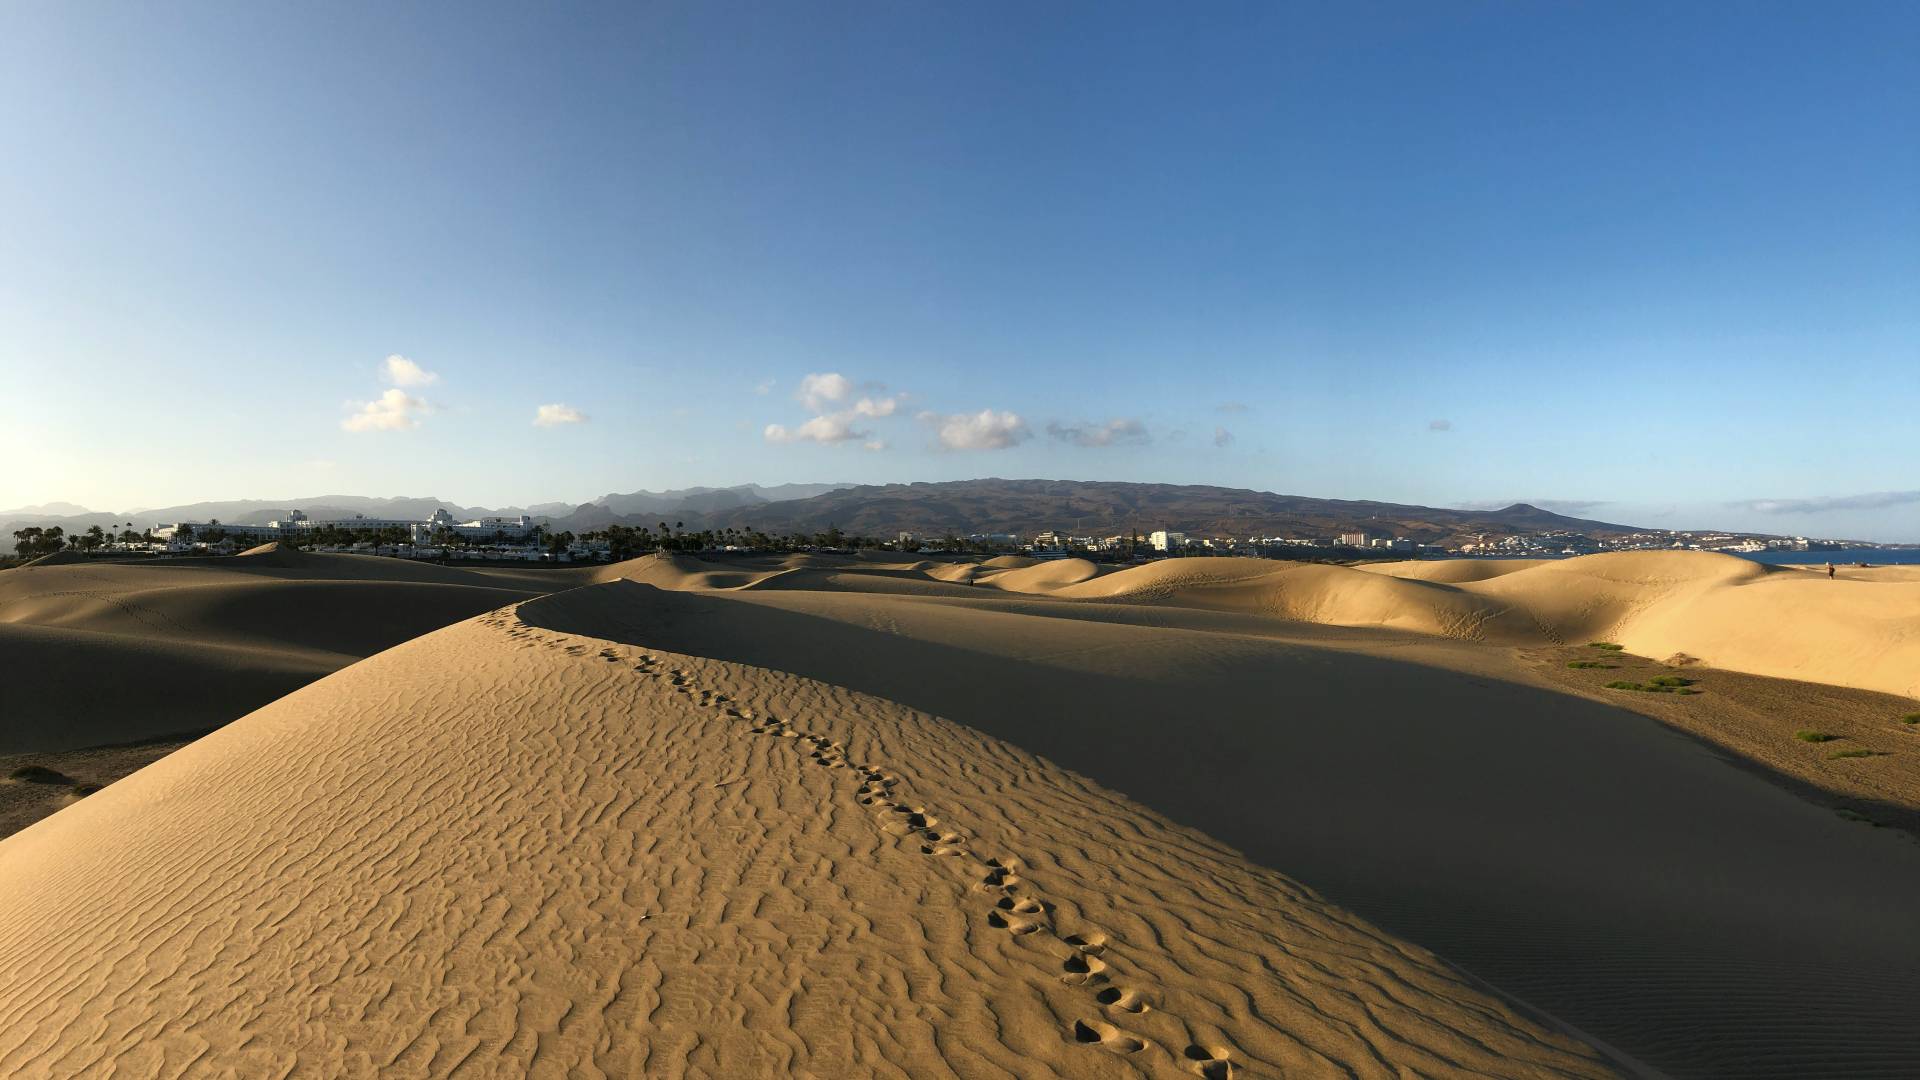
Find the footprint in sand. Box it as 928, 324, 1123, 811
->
1095, 986, 1148, 1013
1183, 1045, 1235, 1078
978, 864, 1023, 893
536, 632, 1240, 1076
986, 910, 1045, 935
921, 830, 968, 856
1072, 1019, 1145, 1054
1063, 931, 1106, 953
1062, 951, 1109, 984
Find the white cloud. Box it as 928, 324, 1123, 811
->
765, 414, 867, 444
383, 354, 438, 387
922, 408, 1031, 451
1429, 418, 1453, 432
798, 372, 854, 410
534, 403, 588, 427
768, 374, 905, 446
863, 439, 889, 452
1735, 491, 1920, 514
754, 378, 776, 395
342, 388, 429, 432
1213, 426, 1235, 447
1047, 417, 1150, 448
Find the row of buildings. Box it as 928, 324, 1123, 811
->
154, 508, 539, 546
897, 529, 1436, 557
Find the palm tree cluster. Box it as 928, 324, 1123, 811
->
10, 526, 69, 560
573, 521, 879, 557
5, 523, 152, 562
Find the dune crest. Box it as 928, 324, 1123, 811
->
0, 596, 1613, 1078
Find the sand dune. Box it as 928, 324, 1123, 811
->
6, 547, 1918, 1077
1022, 551, 1920, 698
975, 557, 1105, 592
588, 551, 1920, 699
0, 548, 573, 751
0, 600, 1613, 1078
551, 554, 1920, 1077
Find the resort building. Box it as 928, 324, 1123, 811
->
153, 508, 538, 544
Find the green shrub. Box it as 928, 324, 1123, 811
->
1795, 730, 1838, 742
1605, 678, 1700, 695
1902, 713, 1920, 725
1827, 748, 1887, 760
1567, 660, 1616, 669
1588, 642, 1625, 651
7, 765, 71, 784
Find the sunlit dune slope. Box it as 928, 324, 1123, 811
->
976, 557, 1105, 592
966, 551, 1920, 698
0, 595, 1613, 1079
561, 549, 1920, 697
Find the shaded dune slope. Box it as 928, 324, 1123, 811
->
0, 549, 558, 752
0, 598, 1612, 1079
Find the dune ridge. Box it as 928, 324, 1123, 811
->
6, 546, 1918, 1077
0, 596, 1614, 1078
582, 549, 1920, 697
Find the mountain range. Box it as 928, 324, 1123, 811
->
643, 479, 1647, 545
4, 480, 1664, 547
0, 484, 853, 538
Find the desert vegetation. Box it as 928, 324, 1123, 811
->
1604, 676, 1698, 695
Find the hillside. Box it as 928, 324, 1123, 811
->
1, 485, 856, 539
629, 479, 1645, 546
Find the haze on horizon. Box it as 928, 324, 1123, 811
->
2, 4, 1915, 539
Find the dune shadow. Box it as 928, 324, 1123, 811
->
520, 579, 1920, 1079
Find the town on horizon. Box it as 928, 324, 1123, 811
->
8, 480, 1905, 568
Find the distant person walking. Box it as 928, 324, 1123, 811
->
1827, 562, 1836, 579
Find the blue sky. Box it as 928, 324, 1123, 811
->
2, 3, 1916, 538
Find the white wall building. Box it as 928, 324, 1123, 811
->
1148, 530, 1186, 552
156, 507, 538, 546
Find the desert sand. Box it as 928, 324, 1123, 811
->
0, 597, 1612, 1078
2, 548, 1918, 1077
0, 544, 584, 752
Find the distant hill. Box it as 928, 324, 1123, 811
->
1, 480, 1665, 548
0, 502, 91, 518
1, 496, 498, 537
0, 485, 858, 540
607, 479, 1649, 546
590, 483, 854, 517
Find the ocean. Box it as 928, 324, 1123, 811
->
1732, 548, 1920, 566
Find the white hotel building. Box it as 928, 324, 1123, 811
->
155, 508, 538, 544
